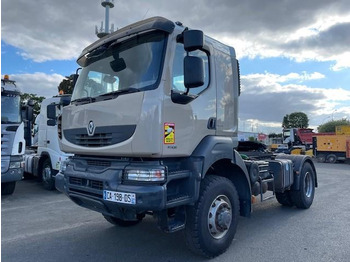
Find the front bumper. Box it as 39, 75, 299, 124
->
56, 157, 201, 219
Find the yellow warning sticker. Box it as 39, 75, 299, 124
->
164, 123, 175, 144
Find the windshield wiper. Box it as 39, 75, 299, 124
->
71, 96, 96, 104
98, 88, 140, 98
1, 121, 21, 124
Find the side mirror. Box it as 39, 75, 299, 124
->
47, 104, 56, 120
60, 96, 71, 107
183, 30, 204, 52
22, 104, 34, 122
26, 106, 34, 122
47, 119, 56, 126
71, 74, 79, 88
184, 56, 204, 88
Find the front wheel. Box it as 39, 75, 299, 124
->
41, 158, 57, 190
185, 175, 239, 258
2, 182, 16, 195
290, 162, 315, 209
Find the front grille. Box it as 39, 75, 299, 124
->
63, 125, 136, 148
1, 133, 11, 154
69, 188, 103, 198
75, 133, 113, 147
69, 176, 104, 190
87, 160, 111, 167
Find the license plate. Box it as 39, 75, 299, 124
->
103, 190, 136, 205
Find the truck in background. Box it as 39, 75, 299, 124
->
1, 75, 28, 195
335, 125, 350, 135
313, 132, 350, 163
283, 128, 313, 146
283, 127, 335, 147
24, 95, 72, 190
49, 17, 317, 257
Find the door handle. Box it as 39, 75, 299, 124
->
207, 117, 216, 130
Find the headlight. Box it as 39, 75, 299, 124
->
124, 168, 166, 182
60, 160, 68, 173
9, 161, 21, 169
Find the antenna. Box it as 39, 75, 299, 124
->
142, 8, 150, 20
96, 0, 115, 38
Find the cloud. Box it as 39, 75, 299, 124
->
2, 0, 350, 69
280, 22, 350, 70
239, 71, 350, 133
242, 72, 325, 93
12, 72, 64, 97
2, 0, 97, 62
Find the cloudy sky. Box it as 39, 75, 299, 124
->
1, 0, 350, 134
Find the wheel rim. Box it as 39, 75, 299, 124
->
327, 155, 336, 163
207, 195, 232, 239
317, 155, 325, 163
42, 165, 51, 182
304, 171, 313, 198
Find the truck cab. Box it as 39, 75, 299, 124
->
52, 17, 317, 257
24, 95, 73, 190
1, 75, 26, 195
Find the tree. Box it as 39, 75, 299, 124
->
20, 93, 45, 119
57, 74, 76, 94
282, 115, 289, 128
282, 112, 309, 128
318, 119, 350, 133
268, 133, 282, 138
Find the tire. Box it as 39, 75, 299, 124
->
2, 182, 16, 195
326, 154, 337, 164
41, 158, 57, 190
275, 191, 293, 207
103, 214, 143, 227
185, 175, 239, 258
316, 154, 326, 163
290, 162, 315, 209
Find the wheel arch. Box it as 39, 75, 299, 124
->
191, 136, 252, 217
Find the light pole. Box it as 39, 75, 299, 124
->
332, 110, 337, 121
321, 116, 330, 125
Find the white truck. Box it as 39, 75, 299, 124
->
1, 75, 27, 195
24, 95, 72, 190
49, 17, 317, 257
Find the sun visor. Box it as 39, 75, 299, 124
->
77, 17, 175, 65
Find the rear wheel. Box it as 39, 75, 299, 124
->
2, 182, 16, 195
103, 214, 143, 227
290, 163, 315, 209
41, 158, 57, 190
316, 154, 326, 163
275, 191, 293, 207
326, 154, 337, 163
185, 175, 239, 258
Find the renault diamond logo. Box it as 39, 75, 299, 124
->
87, 121, 95, 136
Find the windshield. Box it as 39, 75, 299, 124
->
72, 31, 167, 102
283, 130, 290, 139
1, 92, 21, 124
